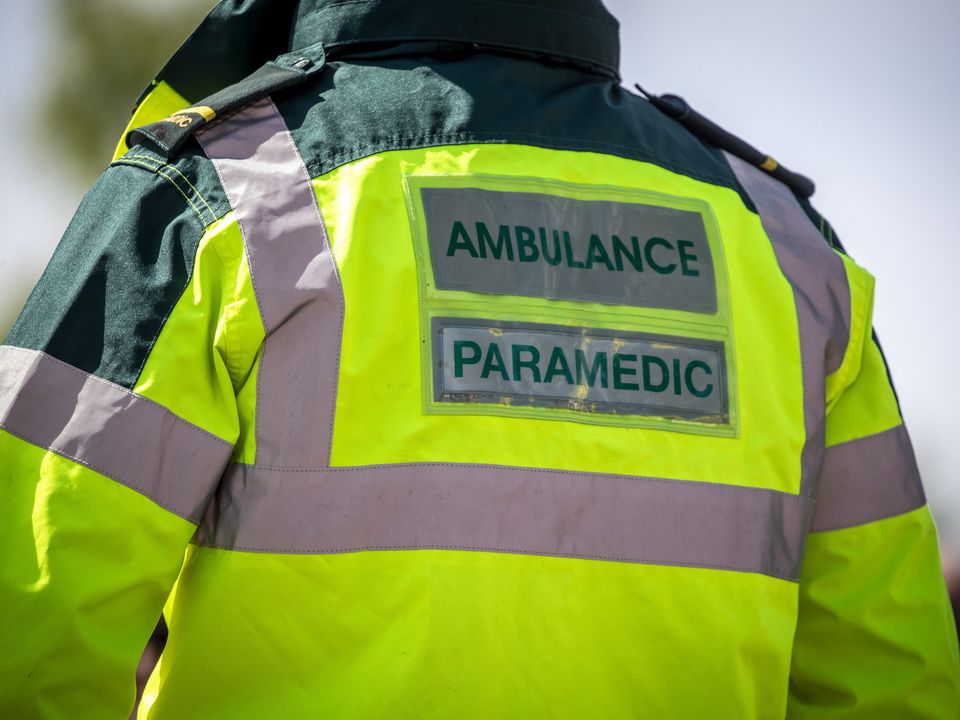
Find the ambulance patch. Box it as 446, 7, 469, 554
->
406, 174, 735, 433
419, 186, 717, 313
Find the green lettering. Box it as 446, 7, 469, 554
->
677, 239, 700, 277
516, 225, 539, 262
642, 355, 669, 393
672, 358, 683, 396
480, 343, 509, 380
613, 235, 643, 271
644, 237, 677, 274
613, 353, 640, 390
586, 234, 615, 271
575, 350, 608, 388
453, 340, 481, 377
544, 346, 575, 384
563, 231, 586, 269
684, 360, 714, 398
511, 345, 542, 383
447, 221, 479, 258
539, 228, 562, 266
476, 223, 514, 261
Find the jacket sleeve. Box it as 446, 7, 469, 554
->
787, 261, 960, 717
0, 150, 246, 719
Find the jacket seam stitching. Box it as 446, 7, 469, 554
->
302, 132, 737, 190
125, 154, 218, 222
112, 157, 210, 227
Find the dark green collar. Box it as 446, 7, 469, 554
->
151, 0, 619, 106
291, 0, 620, 80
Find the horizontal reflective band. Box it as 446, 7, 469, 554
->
811, 424, 926, 532
418, 185, 717, 313
196, 463, 810, 581
434, 318, 728, 422
0, 345, 233, 522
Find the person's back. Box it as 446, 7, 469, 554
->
1, 1, 958, 717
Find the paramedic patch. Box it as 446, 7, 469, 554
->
420, 187, 717, 313
433, 318, 728, 423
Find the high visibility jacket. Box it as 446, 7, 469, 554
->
1, 1, 958, 718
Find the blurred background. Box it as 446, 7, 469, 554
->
0, 0, 957, 672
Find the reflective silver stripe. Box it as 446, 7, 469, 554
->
196, 97, 344, 468
0, 345, 233, 522
725, 153, 851, 496
811, 425, 926, 532
195, 463, 811, 581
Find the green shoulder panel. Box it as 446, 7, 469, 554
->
275, 52, 755, 209
4, 146, 230, 389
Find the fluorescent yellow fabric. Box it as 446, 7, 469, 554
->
4, 135, 956, 718
824, 254, 874, 412
6, 0, 951, 714
0, 209, 246, 718
134, 213, 260, 456
0, 431, 195, 719
136, 143, 826, 718
789, 508, 960, 718
136, 144, 959, 718
143, 547, 797, 719
319, 145, 805, 494
825, 332, 904, 448
404, 172, 736, 434
789, 282, 960, 716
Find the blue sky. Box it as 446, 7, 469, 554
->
1, 1, 958, 550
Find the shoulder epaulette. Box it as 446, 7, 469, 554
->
126, 42, 326, 159
635, 85, 816, 199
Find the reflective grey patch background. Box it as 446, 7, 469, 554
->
420, 187, 717, 313
433, 318, 728, 422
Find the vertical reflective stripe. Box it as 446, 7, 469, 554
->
812, 425, 926, 532
196, 97, 344, 468
0, 345, 233, 522
725, 153, 851, 496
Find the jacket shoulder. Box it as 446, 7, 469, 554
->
5, 145, 230, 388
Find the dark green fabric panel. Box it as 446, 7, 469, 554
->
131, 47, 326, 158
154, 0, 299, 105
275, 52, 752, 207
292, 0, 619, 80
5, 148, 230, 389
145, 0, 618, 106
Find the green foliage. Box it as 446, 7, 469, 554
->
39, 0, 212, 187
